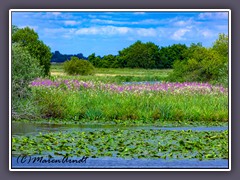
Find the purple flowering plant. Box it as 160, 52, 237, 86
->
30, 78, 228, 95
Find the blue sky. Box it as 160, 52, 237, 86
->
11, 11, 229, 57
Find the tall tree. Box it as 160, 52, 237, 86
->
118, 40, 159, 69
12, 26, 52, 76
212, 33, 228, 58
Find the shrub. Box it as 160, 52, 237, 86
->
12, 43, 44, 119
12, 43, 44, 100
63, 57, 95, 75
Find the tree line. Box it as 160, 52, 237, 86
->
88, 41, 188, 69
51, 51, 87, 63
12, 25, 228, 86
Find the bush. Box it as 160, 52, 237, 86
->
12, 43, 44, 100
12, 43, 44, 119
63, 57, 95, 75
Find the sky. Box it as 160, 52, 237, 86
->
11, 10, 229, 57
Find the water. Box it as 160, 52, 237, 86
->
11, 156, 228, 169
12, 122, 228, 136
11, 122, 229, 169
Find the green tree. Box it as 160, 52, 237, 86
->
118, 40, 159, 69
102, 54, 117, 68
12, 26, 52, 76
88, 53, 96, 64
88, 53, 103, 68
12, 25, 19, 35
157, 44, 188, 68
168, 34, 228, 84
212, 33, 229, 86
212, 33, 228, 58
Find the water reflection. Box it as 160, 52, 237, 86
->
12, 122, 228, 136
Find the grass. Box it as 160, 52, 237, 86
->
50, 63, 172, 83
30, 82, 228, 124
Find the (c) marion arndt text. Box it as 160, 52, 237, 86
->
16, 155, 88, 164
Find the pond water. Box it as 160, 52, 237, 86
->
11, 122, 229, 169
12, 122, 228, 136
11, 156, 228, 169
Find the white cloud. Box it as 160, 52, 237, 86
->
171, 27, 191, 40
75, 26, 130, 35
75, 26, 160, 37
51, 12, 61, 16
64, 20, 81, 26
198, 12, 228, 19
91, 19, 125, 25
88, 15, 96, 18
174, 18, 193, 26
200, 29, 213, 38
133, 12, 146, 15
99, 15, 112, 19
43, 28, 77, 39
90, 18, 171, 26
132, 19, 164, 25
174, 20, 187, 26
136, 28, 157, 37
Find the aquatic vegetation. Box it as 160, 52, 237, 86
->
12, 129, 228, 160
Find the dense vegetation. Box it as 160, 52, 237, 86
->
12, 43, 43, 102
12, 26, 52, 76
168, 34, 228, 86
87, 42, 188, 69
63, 57, 95, 75
11, 26, 51, 119
12, 129, 228, 160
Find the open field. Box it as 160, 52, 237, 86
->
50, 63, 172, 83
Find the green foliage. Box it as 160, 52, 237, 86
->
212, 33, 228, 58
87, 42, 188, 69
12, 43, 43, 119
12, 128, 228, 160
12, 43, 43, 100
12, 26, 52, 76
12, 25, 19, 35
168, 34, 229, 84
88, 53, 103, 68
32, 86, 228, 123
63, 57, 95, 75
211, 33, 229, 87
102, 54, 118, 68
157, 44, 188, 68
118, 40, 159, 69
